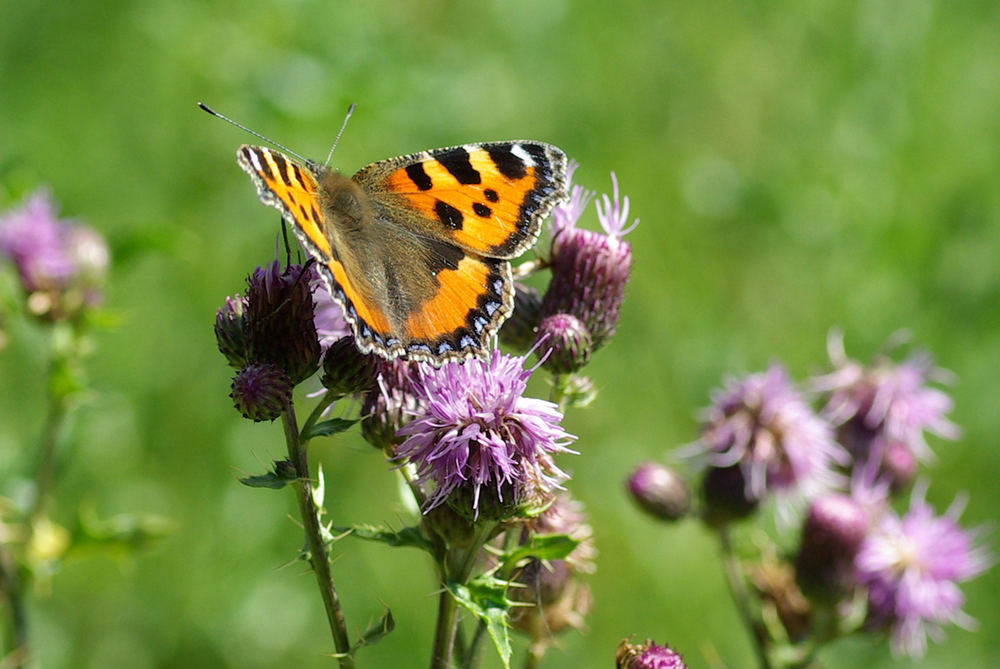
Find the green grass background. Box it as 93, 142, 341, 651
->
2, 1, 998, 667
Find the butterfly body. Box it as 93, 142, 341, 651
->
236, 140, 567, 366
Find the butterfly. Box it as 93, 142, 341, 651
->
235, 136, 568, 367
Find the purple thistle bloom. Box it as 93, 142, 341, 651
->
855, 485, 991, 657
540, 170, 636, 350
813, 332, 959, 467
616, 639, 687, 669
0, 189, 109, 318
394, 350, 575, 516
696, 364, 849, 520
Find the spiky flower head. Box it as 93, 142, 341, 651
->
230, 362, 292, 422
855, 485, 991, 657
394, 350, 575, 518
321, 336, 376, 398
243, 261, 321, 385
696, 364, 848, 522
498, 283, 542, 352
540, 170, 636, 350
627, 462, 692, 522
812, 332, 959, 482
616, 639, 687, 669
0, 189, 109, 321
215, 294, 248, 368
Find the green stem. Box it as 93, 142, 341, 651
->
460, 621, 487, 669
719, 527, 772, 669
429, 523, 497, 669
29, 398, 67, 525
281, 403, 353, 669
430, 584, 461, 669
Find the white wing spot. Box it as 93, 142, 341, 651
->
510, 144, 535, 167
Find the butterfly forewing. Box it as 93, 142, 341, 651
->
354, 141, 568, 260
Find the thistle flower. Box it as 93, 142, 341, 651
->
539, 170, 636, 351
812, 333, 959, 475
243, 261, 321, 385
855, 485, 991, 657
0, 189, 109, 320
696, 365, 848, 521
360, 358, 424, 451
616, 639, 687, 669
394, 350, 575, 517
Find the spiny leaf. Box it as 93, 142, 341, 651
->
448, 576, 512, 669
330, 523, 433, 552
501, 533, 579, 571
303, 418, 357, 439
351, 608, 395, 653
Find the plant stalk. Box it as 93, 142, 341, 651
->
719, 526, 772, 669
281, 403, 353, 668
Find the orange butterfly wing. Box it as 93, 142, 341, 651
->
354, 142, 568, 259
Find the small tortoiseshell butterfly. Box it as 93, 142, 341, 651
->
221, 110, 568, 367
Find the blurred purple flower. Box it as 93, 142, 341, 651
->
696, 364, 848, 520
394, 351, 575, 515
616, 639, 687, 669
855, 485, 991, 657
0, 189, 109, 318
813, 332, 959, 467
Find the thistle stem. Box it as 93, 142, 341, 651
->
718, 527, 772, 669
281, 403, 353, 668
430, 585, 460, 669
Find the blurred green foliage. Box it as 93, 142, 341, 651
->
1, 1, 998, 667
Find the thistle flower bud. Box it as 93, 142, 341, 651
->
536, 313, 592, 374
321, 336, 376, 397
701, 464, 758, 526
244, 262, 321, 385
360, 359, 423, 451
510, 495, 595, 643
499, 283, 542, 352
795, 494, 870, 601
214, 295, 248, 368
616, 639, 686, 669
230, 362, 292, 422
626, 462, 691, 522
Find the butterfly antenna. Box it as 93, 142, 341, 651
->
324, 103, 356, 167
198, 102, 311, 165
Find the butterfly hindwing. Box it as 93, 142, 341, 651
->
354, 141, 568, 259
